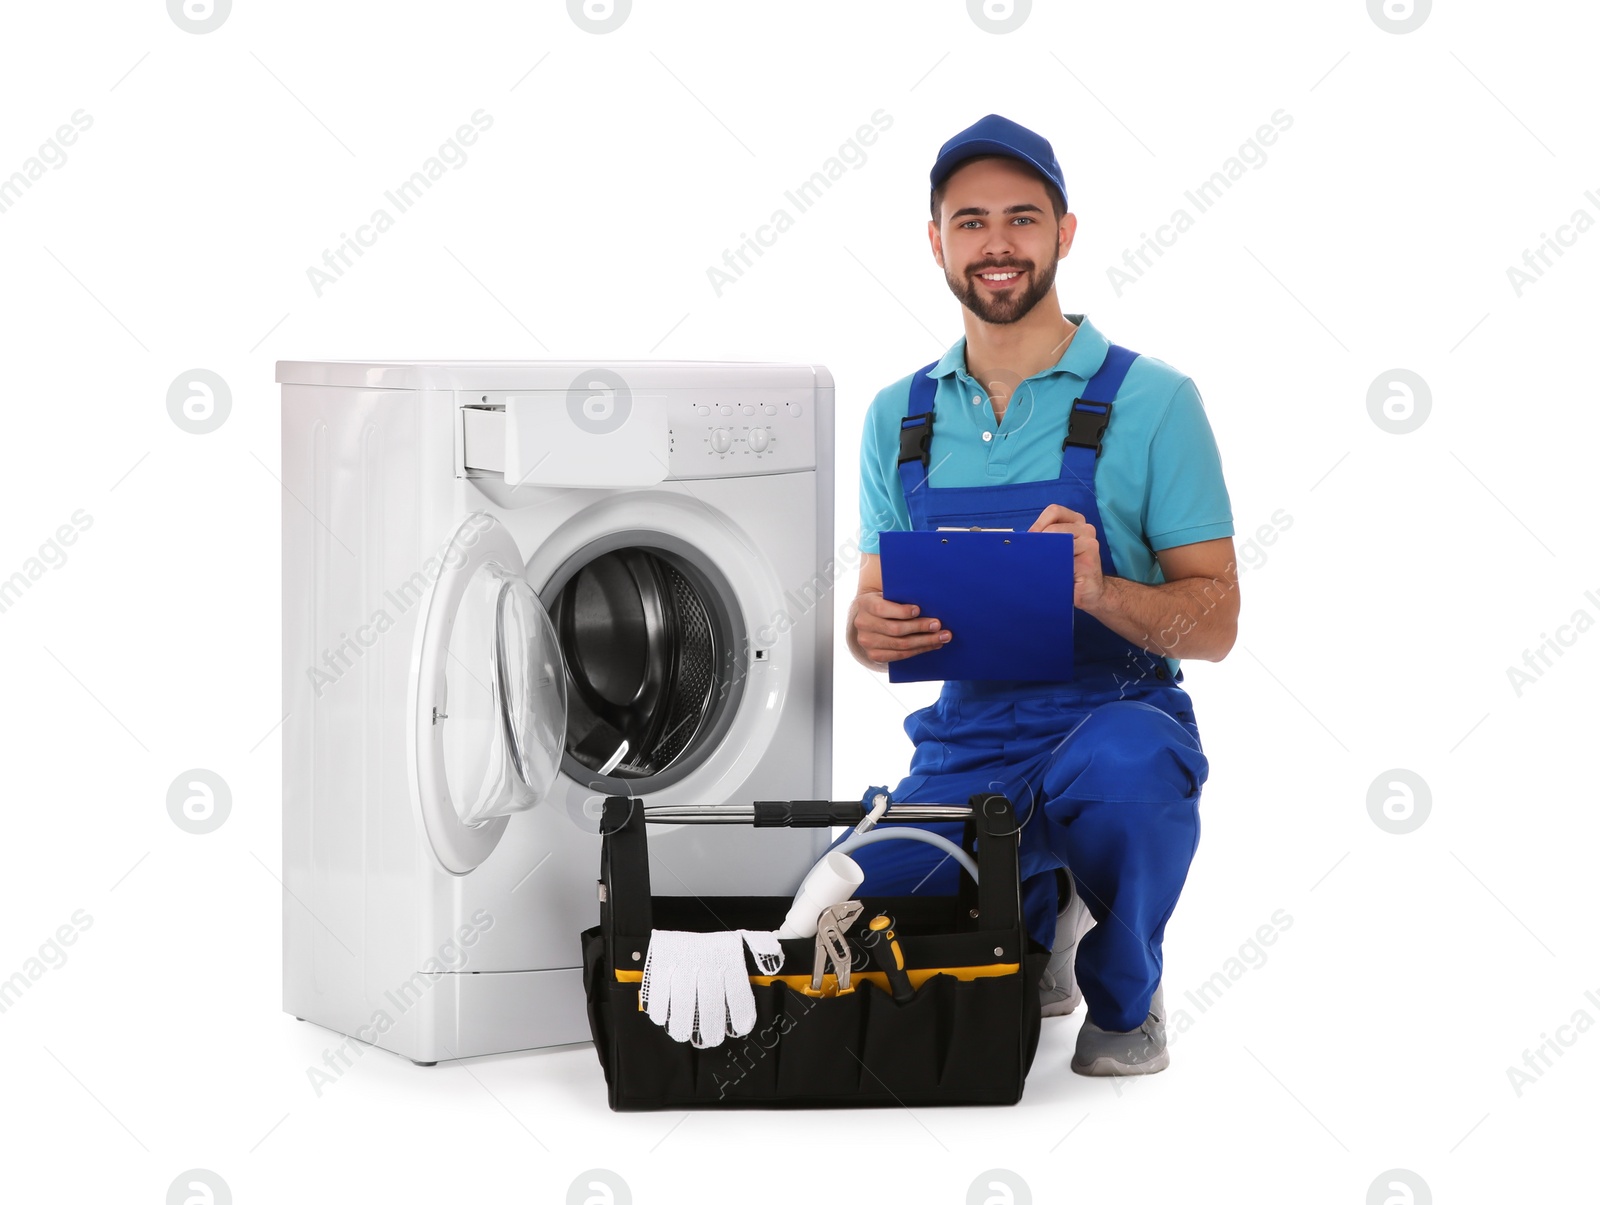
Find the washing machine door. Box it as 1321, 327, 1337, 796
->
408, 513, 568, 874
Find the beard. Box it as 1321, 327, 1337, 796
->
945, 254, 1058, 325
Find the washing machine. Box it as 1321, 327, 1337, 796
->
277, 360, 835, 1064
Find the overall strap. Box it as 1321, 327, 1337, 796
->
1061, 343, 1138, 467
896, 362, 941, 501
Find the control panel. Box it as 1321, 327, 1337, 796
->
676, 391, 814, 477
461, 384, 820, 482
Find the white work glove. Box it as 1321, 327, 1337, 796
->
640, 929, 740, 1048
639, 929, 786, 1047
726, 929, 786, 1038
738, 929, 785, 975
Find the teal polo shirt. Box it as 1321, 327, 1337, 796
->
857, 313, 1234, 677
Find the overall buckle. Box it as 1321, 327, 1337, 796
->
899, 412, 936, 466
1063, 399, 1112, 457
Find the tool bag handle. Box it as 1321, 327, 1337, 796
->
597, 793, 1023, 972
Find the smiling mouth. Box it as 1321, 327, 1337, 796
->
975, 269, 1024, 289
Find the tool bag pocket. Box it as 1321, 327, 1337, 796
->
581, 792, 1049, 1111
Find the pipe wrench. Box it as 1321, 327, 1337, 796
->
803, 900, 864, 997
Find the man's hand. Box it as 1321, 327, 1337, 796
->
848, 553, 954, 672
851, 590, 953, 666
1027, 503, 1105, 611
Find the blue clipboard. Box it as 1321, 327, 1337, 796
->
878, 529, 1076, 683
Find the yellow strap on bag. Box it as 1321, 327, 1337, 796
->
619, 963, 1020, 1008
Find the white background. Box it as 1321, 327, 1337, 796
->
1, 0, 1594, 1201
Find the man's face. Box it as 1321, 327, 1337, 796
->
931, 157, 1071, 325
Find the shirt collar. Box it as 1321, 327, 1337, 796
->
925, 313, 1111, 386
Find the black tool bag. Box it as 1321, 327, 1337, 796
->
579, 792, 1050, 1110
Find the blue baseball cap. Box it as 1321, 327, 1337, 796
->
929, 114, 1067, 213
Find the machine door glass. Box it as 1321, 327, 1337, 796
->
412, 514, 567, 874
541, 538, 745, 792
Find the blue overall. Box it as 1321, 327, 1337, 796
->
840, 345, 1211, 1032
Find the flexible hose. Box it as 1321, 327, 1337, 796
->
830, 827, 980, 885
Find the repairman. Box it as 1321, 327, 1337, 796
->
842, 114, 1239, 1076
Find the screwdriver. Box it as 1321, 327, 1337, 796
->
867, 914, 915, 1003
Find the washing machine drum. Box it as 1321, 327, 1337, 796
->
552, 548, 720, 780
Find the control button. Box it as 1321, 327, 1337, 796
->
789, 402, 803, 418
718, 404, 732, 416
981, 430, 993, 442
741, 404, 754, 415
748, 428, 770, 452
710, 428, 732, 453
694, 404, 709, 416
762, 404, 776, 415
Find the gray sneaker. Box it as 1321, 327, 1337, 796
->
1071, 984, 1169, 1076
1039, 868, 1095, 1017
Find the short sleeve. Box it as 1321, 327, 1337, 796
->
857, 389, 913, 555
1142, 377, 1234, 551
